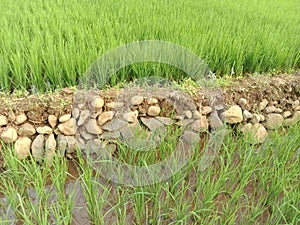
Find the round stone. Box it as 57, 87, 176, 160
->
147, 98, 158, 105
184, 110, 193, 119
85, 119, 102, 135
59, 114, 72, 123
14, 137, 31, 160
221, 106, 243, 124
238, 98, 248, 107
243, 110, 253, 119
1, 127, 18, 143
14, 113, 27, 125
106, 102, 124, 109
147, 106, 161, 116
91, 97, 105, 109
58, 118, 77, 136
36, 126, 53, 134
259, 99, 268, 111
48, 115, 58, 128
191, 116, 209, 132
193, 110, 202, 119
122, 110, 138, 123
265, 113, 284, 129
97, 111, 114, 126
201, 106, 212, 115
131, 96, 144, 105
283, 111, 292, 118
18, 123, 36, 136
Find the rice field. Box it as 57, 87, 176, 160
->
0, 1, 300, 224
0, 124, 299, 224
0, 0, 300, 91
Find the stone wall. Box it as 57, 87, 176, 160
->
0, 81, 300, 167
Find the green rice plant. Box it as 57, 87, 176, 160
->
0, 0, 299, 91
0, 122, 299, 224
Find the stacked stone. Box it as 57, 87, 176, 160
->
0, 91, 299, 165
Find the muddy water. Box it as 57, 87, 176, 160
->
0, 180, 90, 224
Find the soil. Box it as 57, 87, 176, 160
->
1, 73, 299, 123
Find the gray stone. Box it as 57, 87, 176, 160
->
243, 110, 253, 119
184, 110, 193, 119
190, 116, 209, 132
141, 117, 164, 131
77, 109, 90, 126
72, 108, 80, 120
32, 134, 45, 163
147, 106, 161, 116
78, 103, 86, 109
264, 106, 282, 114
14, 113, 27, 125
100, 130, 121, 139
181, 130, 200, 144
85, 119, 102, 135
241, 123, 268, 144
18, 123, 36, 136
259, 99, 268, 111
221, 106, 243, 124
80, 130, 94, 140
45, 134, 56, 166
97, 111, 114, 125
156, 117, 174, 126
122, 110, 138, 123
250, 114, 260, 124
58, 118, 77, 135
283, 111, 300, 127
36, 126, 52, 134
209, 111, 223, 129
192, 110, 202, 119
14, 137, 31, 160
0, 115, 7, 127
131, 96, 144, 105
59, 114, 72, 123
65, 136, 78, 153
102, 118, 127, 131
1, 127, 18, 143
265, 113, 284, 129
57, 135, 67, 156
119, 122, 142, 138
90, 108, 103, 119
48, 115, 58, 128
238, 98, 248, 108
214, 104, 224, 111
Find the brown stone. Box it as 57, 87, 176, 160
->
58, 118, 77, 135
14, 137, 31, 160
1, 127, 18, 143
